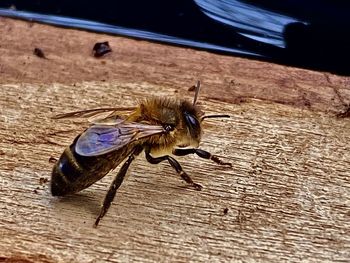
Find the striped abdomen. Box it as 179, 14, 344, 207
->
51, 136, 133, 196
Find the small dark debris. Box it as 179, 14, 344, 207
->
336, 105, 350, 118
39, 177, 48, 185
49, 156, 57, 163
33, 48, 46, 58
93, 41, 112, 57
304, 100, 311, 107
223, 208, 229, 215
188, 85, 196, 91
33, 189, 38, 194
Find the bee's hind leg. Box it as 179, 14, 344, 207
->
145, 149, 202, 191
173, 148, 232, 167
94, 145, 143, 227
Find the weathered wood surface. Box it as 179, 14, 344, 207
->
0, 17, 350, 262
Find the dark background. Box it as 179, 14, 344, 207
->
1, 0, 350, 75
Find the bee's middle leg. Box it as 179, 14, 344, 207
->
94, 145, 143, 227
145, 150, 202, 191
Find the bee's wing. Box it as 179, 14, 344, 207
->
75, 122, 164, 156
52, 107, 136, 123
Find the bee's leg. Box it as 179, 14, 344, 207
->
94, 145, 143, 227
173, 149, 232, 167
145, 150, 202, 191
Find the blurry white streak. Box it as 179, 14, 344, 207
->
194, 0, 307, 48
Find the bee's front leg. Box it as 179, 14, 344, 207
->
173, 148, 232, 167
145, 149, 202, 191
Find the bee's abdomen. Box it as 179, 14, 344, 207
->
51, 138, 128, 196
51, 146, 87, 196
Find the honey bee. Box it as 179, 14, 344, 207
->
51, 81, 231, 227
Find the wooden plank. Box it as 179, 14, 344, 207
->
0, 17, 349, 262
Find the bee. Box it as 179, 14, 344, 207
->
51, 81, 231, 227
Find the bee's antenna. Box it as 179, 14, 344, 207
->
201, 114, 230, 121
193, 80, 201, 106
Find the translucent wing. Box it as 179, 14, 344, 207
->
75, 121, 164, 156
52, 107, 136, 123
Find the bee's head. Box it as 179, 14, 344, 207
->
174, 81, 229, 149
176, 101, 203, 148
139, 81, 228, 152
177, 81, 203, 148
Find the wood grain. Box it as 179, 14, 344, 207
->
1, 82, 349, 262
0, 17, 349, 262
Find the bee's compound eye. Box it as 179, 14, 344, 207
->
185, 113, 199, 130
164, 124, 175, 132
